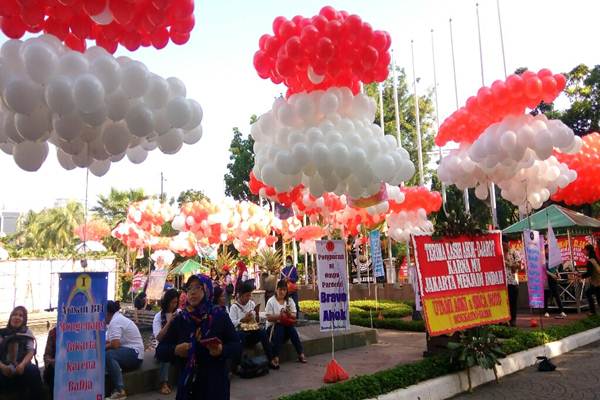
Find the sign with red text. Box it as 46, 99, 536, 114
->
412, 233, 510, 336
55, 272, 107, 399
316, 240, 350, 332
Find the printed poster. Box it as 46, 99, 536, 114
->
316, 240, 350, 332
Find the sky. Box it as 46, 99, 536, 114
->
0, 0, 598, 213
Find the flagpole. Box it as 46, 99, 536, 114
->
410, 40, 424, 186
496, 0, 508, 78
476, 2, 499, 228
378, 83, 385, 130
449, 18, 471, 215
391, 49, 402, 145
431, 29, 447, 215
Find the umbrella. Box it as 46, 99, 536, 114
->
171, 259, 205, 275
75, 241, 107, 253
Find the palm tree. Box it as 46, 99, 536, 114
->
254, 248, 283, 275
92, 188, 147, 226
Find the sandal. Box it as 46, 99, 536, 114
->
269, 360, 280, 370
159, 383, 171, 395
298, 354, 307, 363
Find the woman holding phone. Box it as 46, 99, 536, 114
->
156, 274, 240, 400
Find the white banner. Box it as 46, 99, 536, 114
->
316, 240, 350, 332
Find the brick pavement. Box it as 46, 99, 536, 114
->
452, 340, 600, 400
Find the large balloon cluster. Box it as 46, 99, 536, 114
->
252, 8, 414, 200
253, 6, 391, 97
386, 187, 442, 242
438, 113, 579, 211
248, 171, 303, 207
0, 0, 195, 52
551, 132, 600, 205
436, 70, 566, 147
0, 35, 203, 174
294, 225, 326, 254
251, 88, 415, 198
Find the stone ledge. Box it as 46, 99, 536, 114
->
370, 326, 600, 400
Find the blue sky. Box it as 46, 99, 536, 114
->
0, 0, 597, 212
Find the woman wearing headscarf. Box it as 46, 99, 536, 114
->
153, 288, 180, 395
0, 306, 43, 400
156, 274, 240, 400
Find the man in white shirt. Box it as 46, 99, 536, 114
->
228, 282, 275, 370
105, 301, 145, 400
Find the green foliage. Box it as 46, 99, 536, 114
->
280, 316, 600, 400
176, 189, 209, 206
364, 67, 436, 186
253, 248, 282, 275
91, 188, 147, 226
433, 208, 484, 238
215, 250, 237, 274
224, 115, 258, 202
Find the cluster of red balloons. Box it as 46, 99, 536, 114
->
390, 186, 442, 214
175, 199, 224, 246
253, 5, 391, 96
0, 0, 194, 52
249, 171, 303, 207
294, 225, 325, 242
127, 200, 175, 236
551, 132, 600, 205
436, 69, 567, 146
73, 219, 110, 242
112, 221, 148, 250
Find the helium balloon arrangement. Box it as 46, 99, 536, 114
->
251, 6, 415, 201
0, 0, 195, 52
0, 35, 203, 174
551, 132, 600, 205
437, 69, 579, 212
386, 187, 442, 242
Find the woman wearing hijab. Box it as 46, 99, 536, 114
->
153, 288, 180, 395
0, 306, 43, 400
156, 274, 241, 400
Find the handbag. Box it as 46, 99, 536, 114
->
284, 268, 298, 293
278, 300, 296, 327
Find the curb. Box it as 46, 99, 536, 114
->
370, 326, 600, 400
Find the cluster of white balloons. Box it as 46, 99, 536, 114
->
251, 87, 415, 199
366, 184, 405, 216
438, 114, 580, 210
0, 35, 203, 175
386, 209, 433, 242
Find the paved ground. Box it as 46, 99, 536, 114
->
452, 340, 600, 400
128, 329, 426, 400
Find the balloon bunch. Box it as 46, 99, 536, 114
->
73, 218, 110, 241
551, 132, 600, 205
168, 231, 197, 257
389, 186, 442, 214
0, 0, 194, 52
251, 88, 415, 198
0, 36, 203, 174
248, 171, 303, 207
172, 199, 224, 246
127, 199, 176, 235
111, 221, 148, 249
272, 215, 302, 242
294, 225, 326, 254
436, 69, 566, 147
294, 191, 346, 219
150, 248, 175, 269
385, 186, 441, 242
438, 113, 580, 211
253, 6, 391, 97
228, 201, 276, 256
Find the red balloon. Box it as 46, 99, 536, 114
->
172, 14, 195, 33
555, 74, 567, 92
96, 33, 118, 53
121, 30, 141, 51
0, 0, 20, 17
360, 45, 378, 69
109, 0, 134, 25
169, 29, 189, 45
65, 33, 86, 52
70, 13, 92, 40
272, 16, 287, 35
285, 36, 303, 61
1, 15, 26, 38
278, 20, 297, 39
172, 0, 194, 20
319, 5, 338, 20
21, 2, 45, 27
258, 33, 270, 49
316, 37, 334, 61
275, 55, 295, 77
525, 76, 542, 99
82, 0, 106, 16
324, 19, 342, 39
44, 17, 69, 40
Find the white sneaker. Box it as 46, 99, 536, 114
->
557, 312, 567, 319
106, 390, 127, 399
544, 312, 550, 318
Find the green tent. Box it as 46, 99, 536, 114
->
503, 204, 600, 235
171, 259, 203, 275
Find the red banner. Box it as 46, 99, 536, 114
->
413, 232, 510, 336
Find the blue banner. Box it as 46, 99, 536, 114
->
524, 230, 545, 308
55, 272, 107, 399
369, 230, 385, 279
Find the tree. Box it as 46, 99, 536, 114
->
224, 115, 258, 202
176, 189, 209, 206
365, 67, 436, 186
92, 188, 147, 226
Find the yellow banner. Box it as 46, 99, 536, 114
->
423, 289, 510, 336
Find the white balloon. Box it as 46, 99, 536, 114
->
1, 40, 23, 71
110, 152, 126, 162
73, 74, 105, 113
89, 159, 111, 177
13, 141, 48, 171
126, 146, 148, 164
125, 103, 155, 137
475, 184, 489, 200
23, 41, 58, 84
121, 61, 149, 98
167, 77, 186, 98
72, 148, 93, 168
106, 90, 130, 121
166, 97, 192, 128
183, 126, 203, 145
141, 138, 158, 151
0, 142, 13, 155
153, 109, 171, 135
183, 99, 203, 130
15, 108, 50, 141
45, 76, 75, 115
4, 77, 41, 114
319, 92, 339, 114
80, 107, 108, 127
58, 51, 89, 76
102, 122, 131, 155
56, 147, 76, 170
90, 55, 120, 94
53, 113, 83, 141
59, 137, 85, 155
144, 75, 169, 109
4, 113, 23, 143
157, 128, 184, 154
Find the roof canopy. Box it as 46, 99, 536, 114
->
503, 205, 600, 234
170, 259, 202, 276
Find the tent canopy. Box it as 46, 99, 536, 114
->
170, 259, 202, 275
503, 205, 600, 234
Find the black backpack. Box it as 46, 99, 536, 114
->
238, 355, 269, 379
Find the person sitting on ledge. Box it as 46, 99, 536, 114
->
43, 326, 57, 399
0, 306, 43, 400
105, 300, 145, 400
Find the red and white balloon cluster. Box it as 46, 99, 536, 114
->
385, 187, 442, 242
253, 6, 391, 97
552, 132, 600, 205
438, 113, 579, 211
252, 8, 414, 200
294, 225, 326, 254
0, 0, 195, 52
251, 89, 415, 198
0, 35, 203, 174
